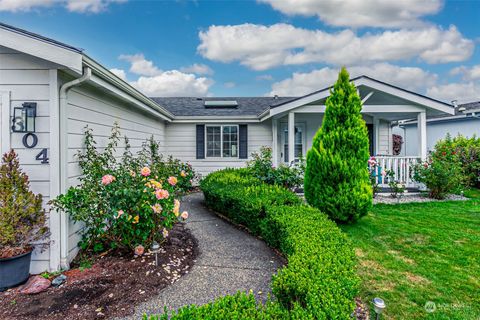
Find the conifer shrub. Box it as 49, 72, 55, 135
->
304, 68, 372, 222
0, 150, 49, 259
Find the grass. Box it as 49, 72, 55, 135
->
341, 198, 480, 319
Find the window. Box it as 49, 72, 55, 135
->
206, 125, 238, 158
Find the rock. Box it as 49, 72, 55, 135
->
134, 245, 145, 256
51, 274, 67, 287
20, 276, 50, 294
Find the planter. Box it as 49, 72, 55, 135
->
0, 250, 32, 291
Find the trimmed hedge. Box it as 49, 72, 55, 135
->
147, 168, 359, 319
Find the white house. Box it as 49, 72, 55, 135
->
0, 23, 455, 273
393, 101, 480, 156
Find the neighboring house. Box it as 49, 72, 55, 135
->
0, 23, 454, 273
393, 101, 480, 156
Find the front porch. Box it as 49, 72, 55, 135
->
264, 77, 454, 188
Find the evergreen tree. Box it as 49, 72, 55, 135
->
304, 68, 372, 222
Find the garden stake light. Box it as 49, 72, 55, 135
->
373, 297, 386, 320
151, 241, 160, 266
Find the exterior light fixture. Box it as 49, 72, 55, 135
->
151, 241, 160, 266
373, 297, 386, 320
12, 102, 37, 133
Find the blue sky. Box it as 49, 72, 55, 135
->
1, 0, 479, 102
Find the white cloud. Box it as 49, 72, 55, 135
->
259, 0, 442, 28
109, 68, 126, 81
224, 82, 236, 88
427, 82, 480, 104
0, 0, 126, 13
180, 63, 214, 75
268, 63, 436, 96
130, 71, 213, 97
66, 0, 126, 13
119, 53, 162, 76
117, 53, 214, 96
256, 74, 273, 81
450, 65, 480, 81
198, 23, 473, 70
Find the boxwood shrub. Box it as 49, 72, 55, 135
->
147, 168, 359, 319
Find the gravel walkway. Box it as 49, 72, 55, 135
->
121, 192, 283, 318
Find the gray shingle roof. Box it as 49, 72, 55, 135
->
150, 97, 296, 117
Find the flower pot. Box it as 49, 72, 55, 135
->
0, 250, 32, 291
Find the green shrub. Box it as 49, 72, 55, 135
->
433, 134, 480, 188
151, 168, 359, 319
304, 68, 372, 222
0, 150, 49, 259
51, 124, 192, 254
413, 157, 464, 200
247, 146, 305, 189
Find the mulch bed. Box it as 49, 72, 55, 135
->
0, 223, 198, 320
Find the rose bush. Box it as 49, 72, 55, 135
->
51, 124, 193, 254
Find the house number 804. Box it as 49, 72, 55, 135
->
21, 133, 49, 164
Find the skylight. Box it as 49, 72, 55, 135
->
204, 100, 238, 108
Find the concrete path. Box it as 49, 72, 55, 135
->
126, 192, 283, 317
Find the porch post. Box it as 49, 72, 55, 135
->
288, 112, 295, 164
373, 117, 379, 155
417, 111, 427, 160
272, 118, 278, 167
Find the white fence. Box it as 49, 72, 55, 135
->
371, 156, 421, 188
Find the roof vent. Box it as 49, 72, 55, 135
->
274, 95, 279, 100
204, 100, 238, 108
196, 97, 203, 101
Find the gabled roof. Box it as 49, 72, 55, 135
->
151, 97, 296, 117
400, 101, 480, 126
267, 75, 454, 118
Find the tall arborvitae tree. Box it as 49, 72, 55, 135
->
304, 67, 372, 222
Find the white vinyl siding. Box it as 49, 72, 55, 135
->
0, 46, 57, 273
63, 78, 166, 261
377, 119, 391, 155
165, 121, 272, 177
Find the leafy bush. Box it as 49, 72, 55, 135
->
413, 156, 464, 200
0, 150, 49, 258
246, 146, 304, 189
51, 124, 192, 254
304, 67, 372, 222
433, 134, 480, 188
385, 169, 406, 199
147, 168, 359, 319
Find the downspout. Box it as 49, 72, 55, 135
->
58, 67, 92, 269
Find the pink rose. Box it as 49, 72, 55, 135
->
101, 174, 115, 185
155, 189, 169, 200
141, 167, 151, 177
167, 176, 178, 186
115, 209, 124, 219
151, 203, 162, 213
180, 211, 189, 220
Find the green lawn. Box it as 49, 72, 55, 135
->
341, 199, 480, 319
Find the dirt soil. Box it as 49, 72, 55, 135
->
0, 223, 198, 320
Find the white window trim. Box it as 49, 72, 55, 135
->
205, 124, 240, 159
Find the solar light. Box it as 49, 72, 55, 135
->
373, 297, 386, 320
151, 241, 160, 266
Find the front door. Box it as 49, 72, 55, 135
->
280, 123, 306, 164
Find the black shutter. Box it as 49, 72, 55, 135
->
239, 124, 248, 159
196, 124, 205, 159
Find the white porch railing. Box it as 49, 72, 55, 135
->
370, 156, 421, 188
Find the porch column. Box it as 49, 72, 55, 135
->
272, 118, 278, 167
288, 112, 295, 164
373, 117, 379, 155
417, 111, 427, 160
